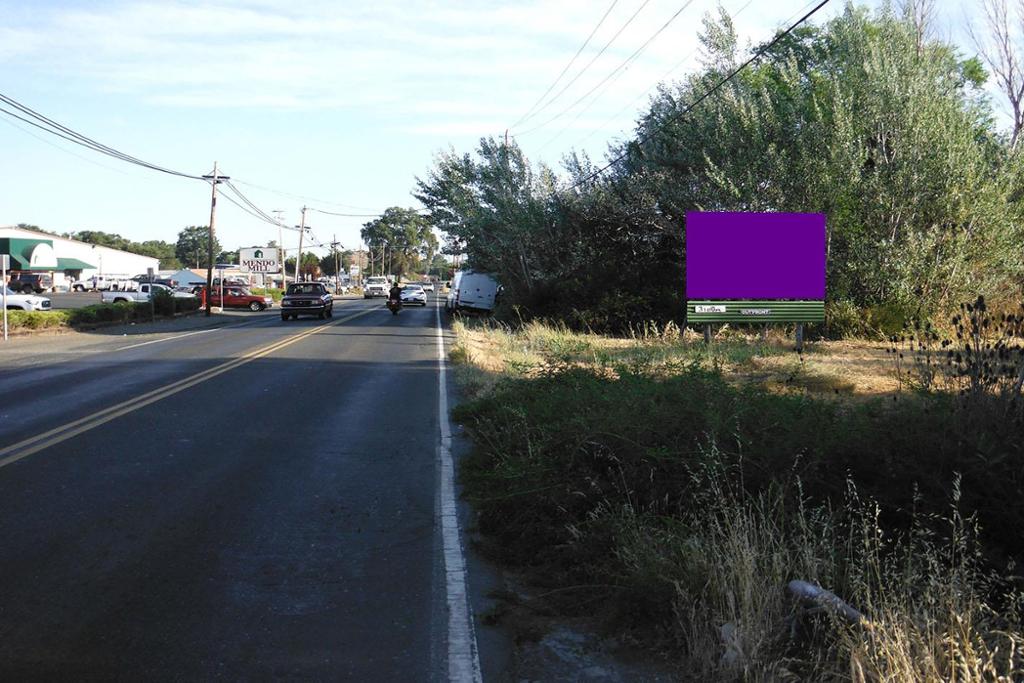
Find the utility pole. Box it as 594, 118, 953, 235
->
273, 209, 285, 290
202, 162, 228, 316
332, 234, 341, 293
295, 206, 307, 283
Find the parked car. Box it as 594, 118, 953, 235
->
280, 282, 333, 320
101, 282, 195, 303
3, 286, 52, 311
204, 285, 273, 311
8, 272, 53, 294
130, 274, 177, 288
419, 280, 435, 292
446, 271, 500, 314
363, 276, 390, 298
400, 284, 428, 306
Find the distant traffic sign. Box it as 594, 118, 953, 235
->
349, 265, 360, 276
239, 248, 280, 273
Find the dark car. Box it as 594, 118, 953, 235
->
280, 282, 333, 320
8, 272, 53, 294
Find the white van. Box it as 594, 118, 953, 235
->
446, 270, 500, 314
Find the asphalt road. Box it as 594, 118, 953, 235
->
0, 296, 502, 680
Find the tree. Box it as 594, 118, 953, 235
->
968, 0, 1024, 148
175, 226, 221, 269
134, 240, 179, 269
360, 207, 434, 278
413, 6, 1024, 331
216, 250, 238, 265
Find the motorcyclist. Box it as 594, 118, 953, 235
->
388, 281, 402, 304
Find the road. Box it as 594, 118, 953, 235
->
0, 296, 501, 680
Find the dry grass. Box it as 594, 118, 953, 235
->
451, 318, 899, 402
451, 319, 1024, 681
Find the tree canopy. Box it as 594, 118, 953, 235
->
415, 4, 1024, 331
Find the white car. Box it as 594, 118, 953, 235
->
400, 284, 428, 306
419, 281, 435, 292
3, 286, 53, 312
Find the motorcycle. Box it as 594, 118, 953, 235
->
387, 297, 402, 315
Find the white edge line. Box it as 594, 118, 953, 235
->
117, 327, 217, 350
436, 299, 483, 683
113, 312, 280, 351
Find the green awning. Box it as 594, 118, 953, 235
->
4, 252, 30, 269
57, 257, 96, 270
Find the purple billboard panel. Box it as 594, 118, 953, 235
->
685, 212, 826, 300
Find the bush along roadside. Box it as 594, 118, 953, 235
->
4, 297, 202, 333
450, 316, 1024, 680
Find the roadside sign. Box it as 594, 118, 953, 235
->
239, 248, 280, 273
349, 264, 359, 276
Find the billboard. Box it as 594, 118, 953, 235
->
239, 247, 280, 273
686, 212, 826, 323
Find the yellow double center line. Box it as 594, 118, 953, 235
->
0, 307, 375, 469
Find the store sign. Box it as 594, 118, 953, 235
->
239, 248, 280, 273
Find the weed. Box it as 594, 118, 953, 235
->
452, 318, 1024, 679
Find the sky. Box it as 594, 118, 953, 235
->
0, 0, 988, 258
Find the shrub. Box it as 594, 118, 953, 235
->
3, 310, 69, 331
152, 289, 175, 317
825, 299, 877, 339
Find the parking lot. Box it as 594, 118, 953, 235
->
44, 291, 104, 309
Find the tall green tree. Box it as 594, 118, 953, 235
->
360, 207, 434, 278
175, 226, 221, 269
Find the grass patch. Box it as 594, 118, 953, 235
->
451, 318, 1024, 680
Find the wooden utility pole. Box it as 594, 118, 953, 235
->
295, 206, 307, 283
272, 209, 285, 290
333, 234, 341, 292
202, 163, 228, 316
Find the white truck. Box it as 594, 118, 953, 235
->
100, 282, 194, 304
363, 276, 390, 298
445, 271, 500, 314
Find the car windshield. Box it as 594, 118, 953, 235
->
287, 284, 320, 295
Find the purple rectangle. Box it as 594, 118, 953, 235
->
685, 212, 826, 299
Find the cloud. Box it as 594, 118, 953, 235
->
0, 0, 854, 149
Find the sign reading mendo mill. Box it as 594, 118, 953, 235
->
685, 212, 826, 324
239, 247, 280, 273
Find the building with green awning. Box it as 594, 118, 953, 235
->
1, 226, 158, 290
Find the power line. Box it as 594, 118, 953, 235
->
517, 0, 697, 139
308, 207, 426, 218
566, 0, 793, 152
508, 0, 620, 131
0, 92, 204, 180
511, 0, 653, 132
231, 179, 382, 212
0, 112, 134, 177
560, 0, 833, 195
